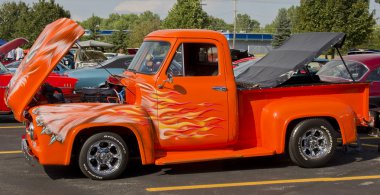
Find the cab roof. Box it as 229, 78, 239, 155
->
146, 29, 226, 40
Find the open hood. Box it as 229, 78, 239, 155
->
235, 32, 345, 88
5, 18, 84, 121
0, 38, 29, 57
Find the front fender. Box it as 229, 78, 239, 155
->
260, 98, 357, 154
30, 103, 155, 165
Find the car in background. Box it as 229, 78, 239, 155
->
74, 49, 107, 68
104, 52, 119, 59
230, 49, 253, 61
0, 61, 77, 115
6, 60, 70, 74
317, 54, 380, 108
347, 49, 380, 55
66, 55, 134, 89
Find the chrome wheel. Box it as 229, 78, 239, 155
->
299, 128, 331, 159
87, 140, 122, 176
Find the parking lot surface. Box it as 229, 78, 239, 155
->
1, 116, 380, 194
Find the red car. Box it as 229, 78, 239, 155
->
317, 54, 380, 108
0, 40, 77, 115
1, 62, 77, 114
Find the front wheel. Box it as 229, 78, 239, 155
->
288, 118, 337, 168
79, 132, 128, 180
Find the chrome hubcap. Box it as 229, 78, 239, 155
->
87, 140, 122, 176
299, 128, 331, 159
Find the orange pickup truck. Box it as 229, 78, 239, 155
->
5, 18, 370, 180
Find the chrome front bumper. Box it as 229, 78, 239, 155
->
21, 136, 38, 166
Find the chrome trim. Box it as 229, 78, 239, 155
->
212, 86, 227, 92
21, 138, 38, 166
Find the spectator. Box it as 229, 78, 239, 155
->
15, 47, 24, 60
6, 49, 15, 60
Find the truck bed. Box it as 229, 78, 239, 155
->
235, 82, 369, 151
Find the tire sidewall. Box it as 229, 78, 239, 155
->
79, 132, 128, 180
289, 119, 336, 168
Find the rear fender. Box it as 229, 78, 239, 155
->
260, 98, 357, 154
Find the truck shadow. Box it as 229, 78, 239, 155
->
43, 159, 162, 180
43, 135, 380, 179
0, 115, 17, 123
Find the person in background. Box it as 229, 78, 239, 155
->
15, 47, 24, 60
6, 49, 15, 60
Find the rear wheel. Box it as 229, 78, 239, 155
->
288, 118, 336, 168
79, 132, 128, 180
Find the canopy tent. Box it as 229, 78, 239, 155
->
77, 40, 114, 48
235, 32, 346, 88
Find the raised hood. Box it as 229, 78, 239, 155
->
235, 32, 346, 88
0, 38, 29, 56
5, 18, 84, 121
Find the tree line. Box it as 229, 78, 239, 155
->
0, 0, 378, 53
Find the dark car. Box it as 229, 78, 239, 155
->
66, 55, 134, 89
230, 49, 253, 61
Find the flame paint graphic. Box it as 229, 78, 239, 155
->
32, 83, 224, 144
138, 83, 224, 140
32, 103, 149, 144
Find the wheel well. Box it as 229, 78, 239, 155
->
71, 126, 141, 164
285, 117, 340, 154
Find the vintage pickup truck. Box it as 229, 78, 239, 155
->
5, 18, 370, 180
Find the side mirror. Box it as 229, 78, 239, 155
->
167, 72, 173, 83
158, 73, 174, 89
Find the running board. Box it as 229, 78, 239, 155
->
155, 147, 275, 165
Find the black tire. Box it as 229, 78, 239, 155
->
288, 118, 337, 168
79, 132, 128, 180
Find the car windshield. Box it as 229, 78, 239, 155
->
127, 41, 170, 74
5, 61, 21, 68
317, 60, 368, 81
0, 62, 8, 74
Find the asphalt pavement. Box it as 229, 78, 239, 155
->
1, 116, 380, 194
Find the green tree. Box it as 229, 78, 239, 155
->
272, 8, 291, 47
17, 0, 70, 44
207, 16, 232, 31
296, 0, 375, 51
236, 13, 260, 32
79, 14, 103, 40
0, 2, 29, 41
127, 11, 161, 48
162, 0, 209, 29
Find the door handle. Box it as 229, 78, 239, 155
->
212, 86, 227, 92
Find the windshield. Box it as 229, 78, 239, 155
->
127, 41, 170, 74
0, 62, 8, 74
317, 60, 368, 81
5, 61, 21, 69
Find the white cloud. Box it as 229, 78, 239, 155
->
114, 0, 176, 17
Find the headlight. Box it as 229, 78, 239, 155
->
27, 122, 35, 141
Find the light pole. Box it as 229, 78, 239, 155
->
232, 0, 237, 49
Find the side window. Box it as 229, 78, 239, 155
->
167, 43, 219, 77
167, 45, 184, 76
367, 67, 380, 82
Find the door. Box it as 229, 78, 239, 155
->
156, 41, 230, 150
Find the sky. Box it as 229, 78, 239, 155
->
2, 0, 380, 26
